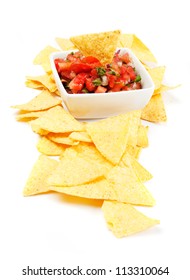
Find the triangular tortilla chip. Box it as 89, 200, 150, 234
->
118, 33, 134, 48
33, 45, 59, 72
37, 136, 66, 156
70, 30, 121, 65
47, 152, 105, 187
141, 94, 167, 122
106, 165, 155, 206
86, 113, 131, 164
30, 106, 84, 133
12, 90, 61, 112
23, 155, 58, 196
25, 74, 57, 92
131, 35, 157, 63
55, 37, 76, 50
102, 201, 160, 237
147, 66, 166, 90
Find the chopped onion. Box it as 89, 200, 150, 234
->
101, 75, 108, 86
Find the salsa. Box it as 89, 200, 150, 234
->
54, 50, 142, 94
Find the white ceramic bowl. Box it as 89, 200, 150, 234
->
50, 48, 154, 119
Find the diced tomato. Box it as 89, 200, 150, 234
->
90, 68, 98, 78
106, 73, 117, 88
95, 86, 107, 93
68, 73, 88, 93
70, 62, 92, 74
126, 66, 136, 81
110, 77, 125, 92
85, 77, 97, 92
60, 70, 76, 80
55, 59, 71, 72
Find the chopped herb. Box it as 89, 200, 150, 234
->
70, 51, 74, 55
92, 78, 102, 86
96, 67, 106, 76
134, 75, 141, 82
108, 69, 117, 75
81, 88, 89, 93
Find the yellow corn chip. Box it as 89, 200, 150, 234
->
47, 132, 79, 146
147, 66, 166, 90
47, 152, 105, 187
15, 110, 46, 121
121, 153, 153, 182
131, 35, 157, 63
30, 106, 84, 133
69, 131, 92, 143
123, 144, 142, 159
86, 113, 131, 164
12, 90, 61, 111
127, 110, 141, 147
141, 94, 167, 122
102, 201, 160, 238
55, 37, 76, 50
23, 155, 58, 196
107, 165, 155, 206
153, 84, 180, 95
33, 45, 59, 72
37, 136, 66, 156
118, 33, 134, 48
50, 178, 116, 200
70, 30, 121, 65
137, 125, 149, 148
25, 74, 57, 92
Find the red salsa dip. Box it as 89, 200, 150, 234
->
54, 50, 142, 94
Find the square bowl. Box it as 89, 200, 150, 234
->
50, 48, 154, 119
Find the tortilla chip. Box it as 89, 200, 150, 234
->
70, 30, 121, 65
12, 90, 61, 111
33, 45, 59, 72
131, 35, 157, 63
141, 94, 167, 122
118, 33, 134, 48
102, 201, 160, 237
37, 136, 66, 156
137, 125, 149, 148
15, 110, 46, 121
25, 74, 57, 92
69, 131, 92, 143
106, 165, 155, 206
23, 155, 58, 196
47, 132, 79, 146
86, 113, 131, 164
30, 106, 84, 133
55, 37, 76, 50
47, 152, 105, 187
127, 110, 141, 147
153, 84, 180, 95
50, 178, 115, 200
123, 145, 142, 159
147, 66, 166, 90
121, 153, 153, 182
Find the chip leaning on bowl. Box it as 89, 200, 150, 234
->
12, 30, 179, 238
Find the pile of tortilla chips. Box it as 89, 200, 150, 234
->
12, 30, 177, 237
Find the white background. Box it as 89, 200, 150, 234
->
1, 0, 190, 279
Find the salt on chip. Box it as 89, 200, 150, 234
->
70, 30, 121, 65
86, 113, 131, 165
55, 37, 76, 50
25, 74, 57, 93
33, 45, 59, 72
30, 106, 84, 133
37, 136, 66, 156
131, 35, 157, 63
141, 94, 167, 122
147, 66, 166, 90
23, 155, 58, 196
47, 152, 105, 187
102, 201, 160, 238
12, 90, 61, 112
106, 165, 155, 206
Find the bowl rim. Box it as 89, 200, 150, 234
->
50, 47, 155, 98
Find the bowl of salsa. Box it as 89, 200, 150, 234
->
50, 48, 154, 119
